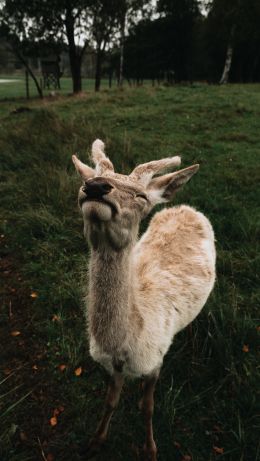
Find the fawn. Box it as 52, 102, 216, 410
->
73, 139, 216, 460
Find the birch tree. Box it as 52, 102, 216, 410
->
207, 0, 260, 84
219, 26, 235, 84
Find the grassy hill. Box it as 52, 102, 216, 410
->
0, 84, 259, 461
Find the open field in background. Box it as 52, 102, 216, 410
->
0, 76, 114, 100
0, 84, 259, 461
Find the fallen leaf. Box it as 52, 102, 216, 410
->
50, 416, 57, 427
58, 405, 65, 413
75, 366, 82, 376
32, 365, 38, 370
213, 446, 224, 454
11, 330, 21, 337
257, 326, 260, 332
182, 456, 192, 461
242, 344, 249, 353
30, 292, 38, 298
59, 364, 66, 372
52, 314, 60, 322
53, 408, 60, 417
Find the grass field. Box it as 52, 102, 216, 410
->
0, 84, 259, 461
0, 76, 112, 100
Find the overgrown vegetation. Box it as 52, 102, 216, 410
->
0, 84, 259, 461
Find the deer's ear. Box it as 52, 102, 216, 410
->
72, 155, 95, 180
147, 165, 199, 205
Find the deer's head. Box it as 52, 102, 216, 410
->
73, 139, 199, 250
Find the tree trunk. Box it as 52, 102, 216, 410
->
219, 44, 233, 84
95, 48, 103, 92
108, 69, 113, 88
220, 26, 235, 85
25, 70, 29, 99
65, 7, 82, 94
71, 60, 82, 93
14, 49, 43, 98
118, 12, 126, 87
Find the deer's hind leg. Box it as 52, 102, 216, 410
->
139, 370, 159, 461
85, 371, 124, 459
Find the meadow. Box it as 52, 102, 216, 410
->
0, 76, 110, 100
0, 83, 259, 461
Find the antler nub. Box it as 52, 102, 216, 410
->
72, 154, 95, 179
91, 139, 105, 162
130, 156, 181, 186
91, 139, 114, 174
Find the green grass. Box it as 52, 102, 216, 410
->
0, 76, 111, 99
0, 84, 259, 461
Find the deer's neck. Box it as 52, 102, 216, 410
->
88, 245, 134, 354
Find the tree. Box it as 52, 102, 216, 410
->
40, 0, 119, 93
62, 1, 90, 93
206, 0, 260, 83
157, 0, 201, 82
90, 1, 120, 91
33, 0, 94, 93
124, 0, 201, 83
116, 0, 152, 86
124, 18, 169, 83
0, 1, 44, 97
219, 28, 234, 84
0, 0, 94, 94
0, 0, 155, 94
207, 0, 238, 84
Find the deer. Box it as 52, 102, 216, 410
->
72, 139, 216, 461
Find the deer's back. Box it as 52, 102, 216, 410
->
131, 205, 216, 363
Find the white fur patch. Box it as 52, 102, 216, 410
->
92, 139, 105, 155
147, 189, 168, 205
82, 201, 112, 222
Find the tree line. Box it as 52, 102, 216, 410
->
0, 0, 259, 97
124, 0, 260, 85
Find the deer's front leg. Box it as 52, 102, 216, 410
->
139, 371, 159, 461
85, 371, 124, 459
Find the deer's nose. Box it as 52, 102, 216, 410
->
82, 180, 113, 199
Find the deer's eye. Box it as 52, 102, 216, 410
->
135, 193, 148, 201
